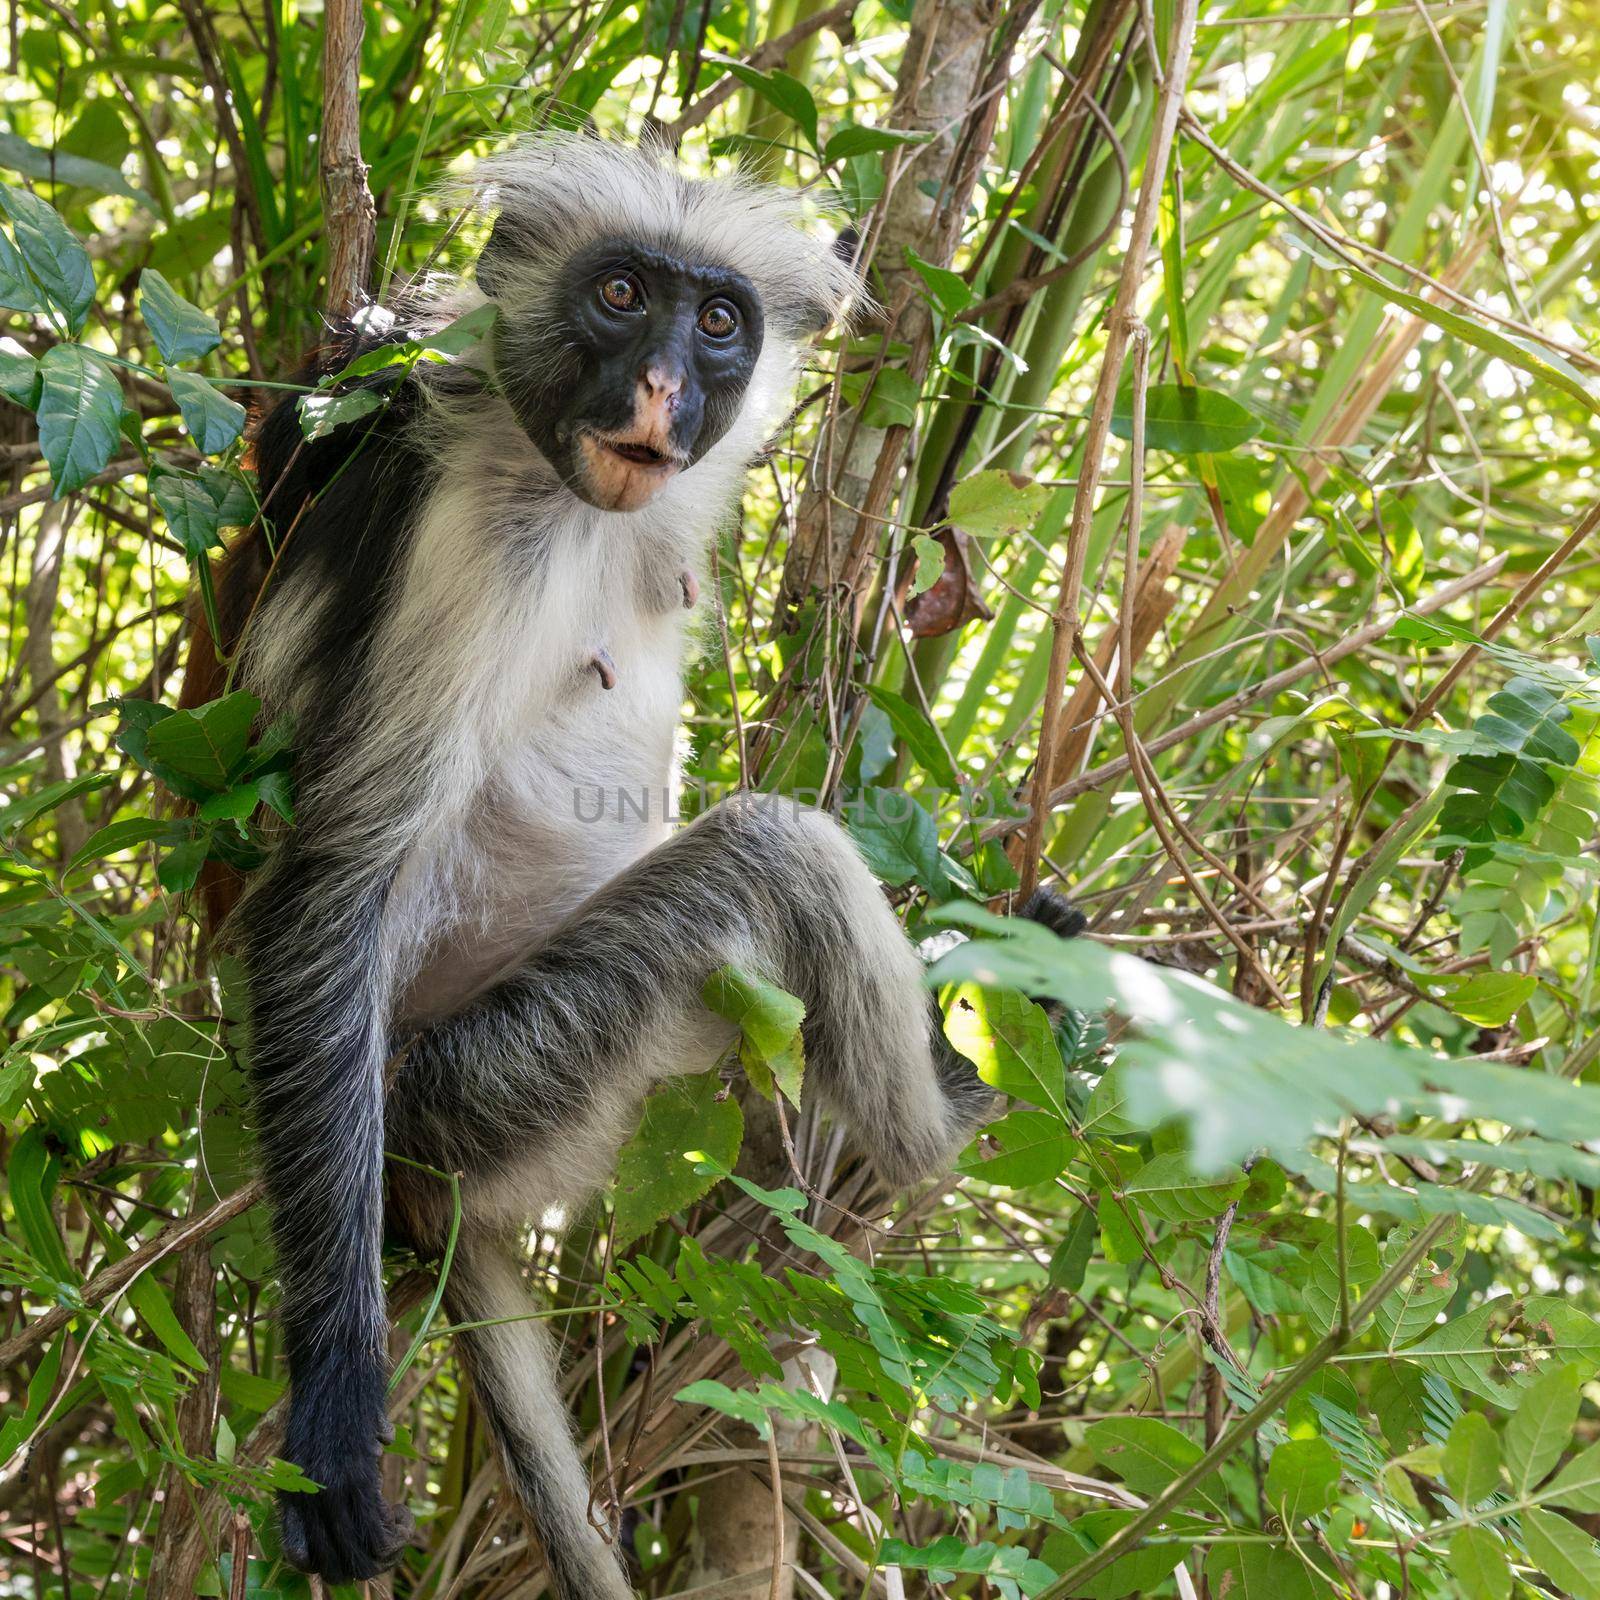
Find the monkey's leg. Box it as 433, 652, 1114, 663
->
438, 1226, 636, 1600
389, 796, 990, 1190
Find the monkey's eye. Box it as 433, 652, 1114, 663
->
698, 300, 738, 339
599, 275, 643, 313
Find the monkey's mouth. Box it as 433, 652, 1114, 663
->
599, 437, 685, 471
575, 431, 687, 512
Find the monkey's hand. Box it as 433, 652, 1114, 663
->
279, 1410, 414, 1584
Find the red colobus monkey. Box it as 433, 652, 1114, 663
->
205, 136, 1075, 1596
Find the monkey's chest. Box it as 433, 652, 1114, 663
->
395, 624, 686, 1023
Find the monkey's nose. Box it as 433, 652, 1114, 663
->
640, 363, 685, 409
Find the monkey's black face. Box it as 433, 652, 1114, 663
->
495, 238, 765, 513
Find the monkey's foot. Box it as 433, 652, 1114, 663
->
279, 1466, 415, 1584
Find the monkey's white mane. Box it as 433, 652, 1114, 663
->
465, 133, 859, 336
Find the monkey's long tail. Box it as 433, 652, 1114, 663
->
444, 1231, 637, 1600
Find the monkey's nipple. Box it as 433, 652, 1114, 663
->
679, 570, 700, 610
589, 648, 618, 691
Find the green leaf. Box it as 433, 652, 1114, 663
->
1047, 1204, 1097, 1291
125, 1270, 207, 1370
612, 1072, 743, 1246
169, 369, 246, 455
1504, 1362, 1582, 1495
1123, 1152, 1246, 1223
909, 533, 945, 597
142, 691, 259, 790
844, 787, 943, 890
1111, 382, 1262, 455
1303, 1225, 1380, 1336
1545, 1442, 1600, 1513
1300, 238, 1600, 417
904, 245, 975, 317
139, 268, 222, 364
152, 473, 230, 558
0, 227, 46, 314
956, 1107, 1073, 1188
1442, 1411, 1502, 1506
0, 342, 39, 406
948, 469, 1051, 539
861, 686, 960, 787
1265, 1436, 1341, 1523
823, 125, 929, 164
1448, 1526, 1512, 1600
701, 964, 805, 1105
944, 983, 1067, 1118
0, 183, 95, 332
705, 55, 818, 149
1522, 1507, 1600, 1600
8, 1128, 75, 1283
1203, 1544, 1324, 1600
673, 1378, 773, 1438
37, 344, 123, 495
1083, 1417, 1222, 1512
1431, 970, 1537, 1027
0, 129, 152, 208
855, 364, 920, 429
299, 386, 385, 440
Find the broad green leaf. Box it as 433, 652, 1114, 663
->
1047, 1204, 1097, 1291
1504, 1362, 1582, 1494
0, 182, 95, 332
1123, 1152, 1246, 1223
844, 787, 944, 889
0, 226, 45, 314
0, 341, 39, 405
38, 344, 123, 495
1545, 1441, 1600, 1513
299, 386, 385, 439
948, 469, 1051, 539
1203, 1541, 1324, 1599
1303, 1225, 1380, 1336
1266, 1436, 1341, 1523
153, 473, 230, 558
140, 268, 222, 364
861, 687, 960, 787
1430, 970, 1538, 1027
0, 770, 115, 837
704, 55, 818, 148
1111, 382, 1262, 455
0, 129, 153, 208
612, 1071, 743, 1246
1522, 1507, 1600, 1600
904, 245, 975, 317
956, 1107, 1073, 1188
169, 368, 246, 454
124, 1268, 207, 1370
1084, 1417, 1223, 1513
944, 982, 1067, 1118
143, 691, 259, 790
1448, 1526, 1512, 1600
851, 364, 920, 429
1442, 1411, 1501, 1506
1373, 1233, 1455, 1349
824, 125, 929, 164
701, 963, 805, 1105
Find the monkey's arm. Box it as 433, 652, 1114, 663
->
235, 843, 412, 1582
389, 798, 991, 1186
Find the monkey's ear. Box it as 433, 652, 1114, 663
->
476, 213, 534, 300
